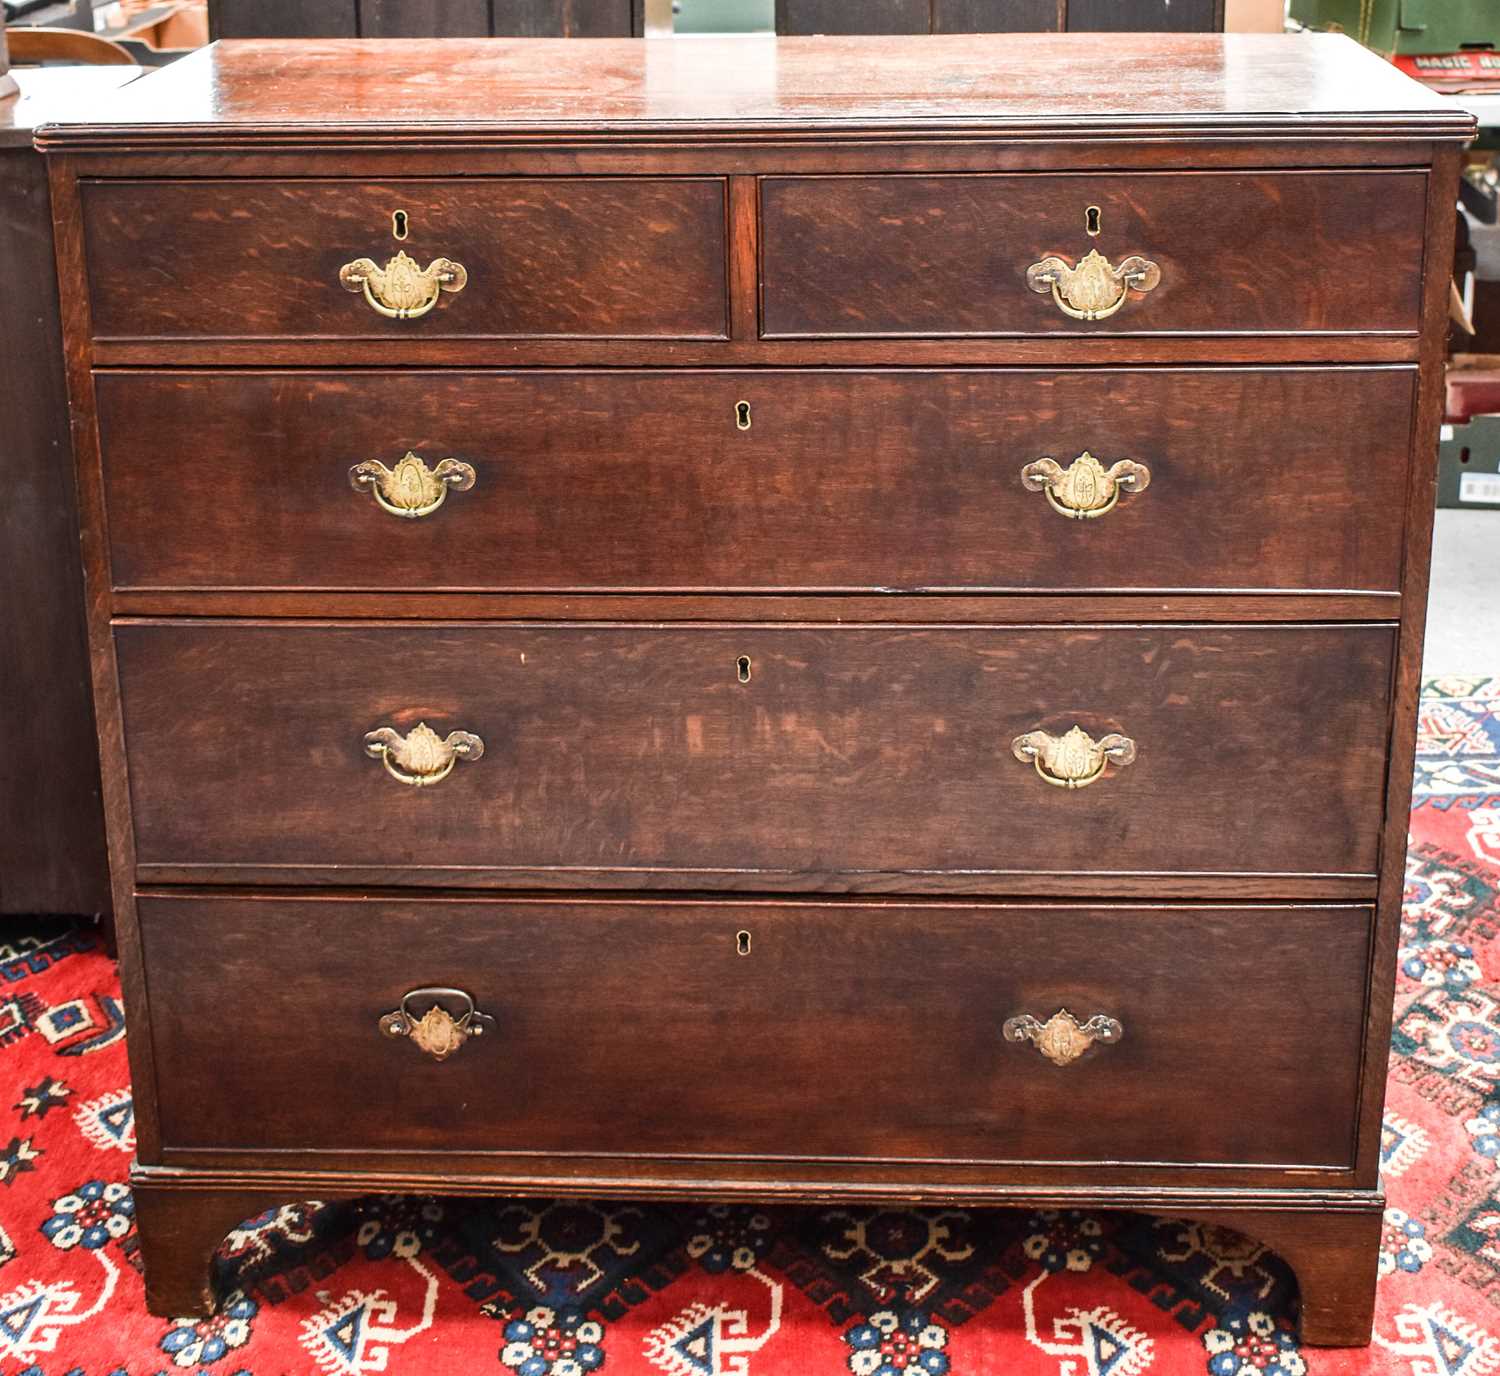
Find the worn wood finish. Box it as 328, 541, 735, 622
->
43, 35, 1471, 1340
95, 366, 1415, 597
109, 591, 1403, 625
138, 892, 1370, 1165
81, 176, 728, 342
761, 171, 1428, 338
113, 622, 1394, 882
0, 71, 117, 922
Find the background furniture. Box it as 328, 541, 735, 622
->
42, 33, 1468, 1343
208, 0, 1224, 37
0, 11, 14, 94
0, 62, 121, 928
7, 24, 137, 60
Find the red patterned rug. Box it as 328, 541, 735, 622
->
2, 677, 1500, 1376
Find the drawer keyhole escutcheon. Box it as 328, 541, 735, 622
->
391, 208, 409, 241
1012, 725, 1136, 789
1020, 452, 1151, 519
350, 452, 476, 519
364, 722, 485, 787
736, 930, 752, 956
339, 250, 468, 320
380, 987, 494, 1061
737, 655, 752, 683
1004, 1010, 1122, 1067
1085, 204, 1102, 237
735, 400, 752, 431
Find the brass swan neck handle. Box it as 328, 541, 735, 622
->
364, 722, 484, 787
1020, 452, 1151, 520
1004, 1010, 1123, 1066
1026, 247, 1160, 321
339, 249, 468, 320
1011, 725, 1136, 789
379, 987, 494, 1061
350, 453, 476, 519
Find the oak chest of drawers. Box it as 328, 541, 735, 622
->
39, 32, 1473, 1341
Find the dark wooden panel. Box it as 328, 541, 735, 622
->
776, 0, 931, 32
358, 0, 491, 36
95, 367, 1415, 596
208, 0, 358, 38
0, 137, 109, 918
935, 0, 1061, 30
140, 893, 1369, 1167
114, 622, 1394, 882
1067, 0, 1223, 31
495, 0, 635, 35
761, 171, 1427, 338
81, 177, 728, 342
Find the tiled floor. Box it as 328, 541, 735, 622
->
1423, 508, 1500, 674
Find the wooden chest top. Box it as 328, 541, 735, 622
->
34, 31, 1471, 149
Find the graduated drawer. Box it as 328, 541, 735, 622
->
96, 366, 1414, 596
115, 622, 1394, 886
760, 171, 1427, 337
138, 892, 1369, 1169
79, 177, 728, 341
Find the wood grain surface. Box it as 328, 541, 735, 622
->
113, 622, 1395, 882
81, 177, 729, 341
138, 892, 1370, 1168
761, 172, 1427, 337
95, 367, 1416, 596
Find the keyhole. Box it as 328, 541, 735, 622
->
1085, 205, 1102, 237
736, 930, 752, 955
735, 400, 752, 431
392, 209, 409, 241
736, 655, 752, 683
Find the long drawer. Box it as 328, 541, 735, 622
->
96, 367, 1415, 596
79, 177, 729, 341
114, 622, 1394, 884
138, 893, 1370, 1169
760, 171, 1427, 337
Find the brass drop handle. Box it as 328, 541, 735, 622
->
350, 453, 476, 519
364, 722, 484, 787
1004, 1010, 1122, 1067
1026, 248, 1160, 321
339, 249, 468, 320
379, 987, 494, 1061
1021, 452, 1151, 520
1011, 726, 1136, 790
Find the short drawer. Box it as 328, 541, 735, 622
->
139, 893, 1369, 1169
96, 366, 1414, 596
114, 622, 1394, 885
80, 177, 728, 341
760, 171, 1427, 337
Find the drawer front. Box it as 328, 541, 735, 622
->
97, 366, 1413, 596
115, 622, 1394, 882
80, 178, 728, 341
761, 172, 1427, 337
139, 893, 1369, 1169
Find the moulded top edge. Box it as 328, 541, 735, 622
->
32, 32, 1478, 152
